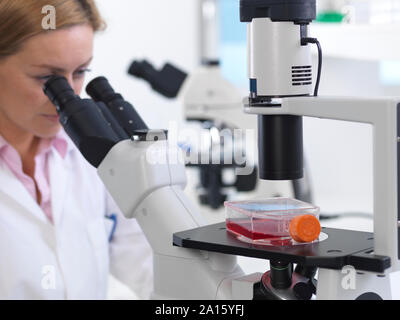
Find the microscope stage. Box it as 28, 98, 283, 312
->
173, 222, 390, 273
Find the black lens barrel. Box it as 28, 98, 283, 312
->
86, 76, 120, 103
270, 261, 293, 289
43, 75, 77, 110
240, 0, 316, 23
86, 76, 148, 136
43, 76, 123, 167
258, 115, 304, 180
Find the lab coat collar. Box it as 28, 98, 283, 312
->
0, 129, 74, 226
48, 145, 71, 228
0, 132, 73, 226
0, 162, 49, 224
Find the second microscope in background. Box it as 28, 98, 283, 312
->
127, 58, 313, 224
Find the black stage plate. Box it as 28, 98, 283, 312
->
173, 222, 390, 273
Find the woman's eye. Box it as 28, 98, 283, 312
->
37, 75, 54, 82
35, 68, 91, 82
73, 68, 91, 78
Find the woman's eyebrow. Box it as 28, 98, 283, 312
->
31, 57, 93, 71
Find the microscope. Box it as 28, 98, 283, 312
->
127, 58, 262, 215
126, 0, 313, 218
43, 0, 398, 300
175, 0, 398, 299
128, 59, 312, 220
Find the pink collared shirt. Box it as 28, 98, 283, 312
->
0, 130, 68, 223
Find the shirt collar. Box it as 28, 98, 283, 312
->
51, 129, 73, 159
0, 129, 72, 160
0, 134, 8, 153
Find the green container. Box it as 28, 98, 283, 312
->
317, 11, 346, 23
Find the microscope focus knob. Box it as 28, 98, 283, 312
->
293, 282, 313, 300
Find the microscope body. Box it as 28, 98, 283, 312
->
97, 137, 244, 299
245, 95, 400, 299
96, 94, 400, 300
43, 76, 246, 299
236, 0, 398, 299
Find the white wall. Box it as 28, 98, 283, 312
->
304, 57, 376, 216
306, 56, 400, 218
87, 0, 200, 129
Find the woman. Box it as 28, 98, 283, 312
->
0, 0, 153, 299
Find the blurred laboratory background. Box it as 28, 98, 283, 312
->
86, 0, 400, 299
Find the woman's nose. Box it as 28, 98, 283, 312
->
63, 75, 75, 90
63, 75, 81, 95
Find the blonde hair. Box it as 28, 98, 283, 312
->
0, 0, 105, 58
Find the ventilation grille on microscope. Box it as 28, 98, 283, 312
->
292, 65, 312, 86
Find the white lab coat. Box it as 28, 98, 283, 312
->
0, 134, 153, 300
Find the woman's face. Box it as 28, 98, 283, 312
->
0, 24, 94, 139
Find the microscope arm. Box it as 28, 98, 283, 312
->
245, 95, 400, 273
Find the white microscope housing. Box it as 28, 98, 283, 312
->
247, 18, 313, 98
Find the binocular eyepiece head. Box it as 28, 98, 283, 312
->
43, 75, 121, 107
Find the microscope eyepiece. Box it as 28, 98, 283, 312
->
128, 60, 155, 79
86, 76, 122, 103
128, 60, 187, 98
43, 75, 77, 109
86, 76, 148, 134
43, 75, 124, 168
